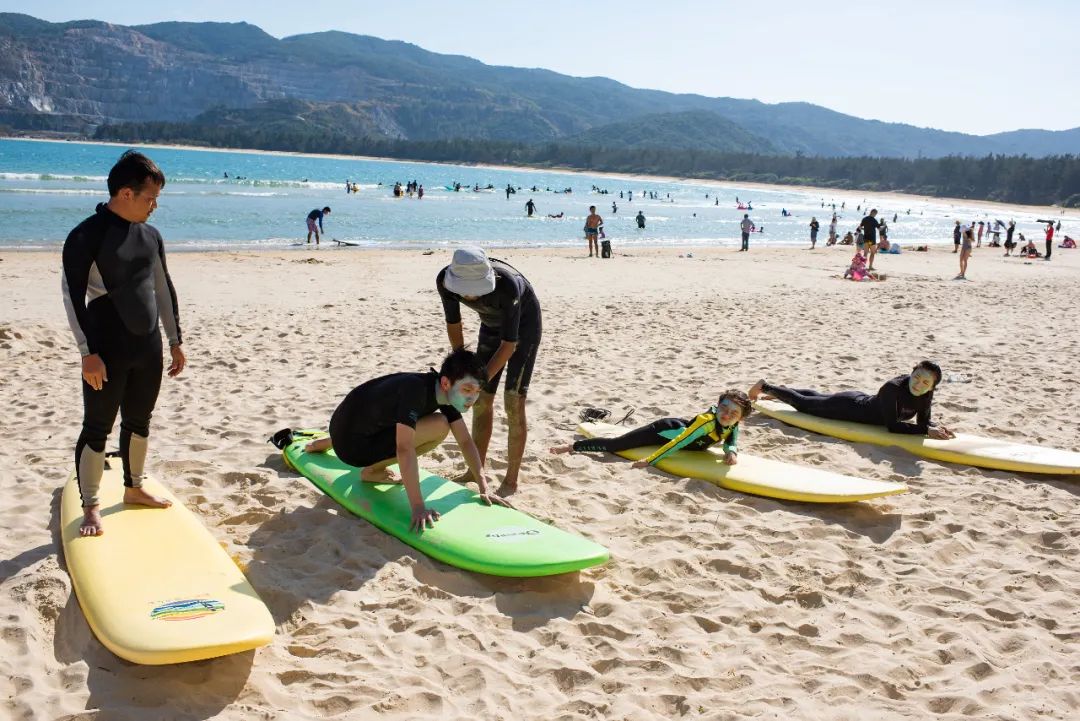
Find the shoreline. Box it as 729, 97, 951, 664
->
6, 136, 1075, 218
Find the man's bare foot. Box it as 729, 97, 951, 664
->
748, 379, 766, 401
124, 486, 173, 508
496, 477, 518, 497
361, 466, 401, 484
549, 445, 573, 455
305, 437, 332, 453
80, 506, 104, 537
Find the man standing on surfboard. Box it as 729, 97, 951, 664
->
62, 151, 186, 537
437, 247, 542, 496
301, 349, 511, 532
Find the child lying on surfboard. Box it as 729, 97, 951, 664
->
550, 390, 752, 467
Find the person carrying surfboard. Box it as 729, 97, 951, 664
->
301, 349, 511, 532
748, 361, 956, 440
61, 150, 186, 537
436, 247, 542, 497
549, 390, 752, 467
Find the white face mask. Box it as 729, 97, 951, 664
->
908, 369, 936, 397
447, 378, 481, 412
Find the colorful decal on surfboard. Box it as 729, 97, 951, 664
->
150, 598, 225, 621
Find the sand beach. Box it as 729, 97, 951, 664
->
1, 244, 1077, 720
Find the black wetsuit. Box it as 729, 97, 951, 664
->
437, 259, 542, 395
763, 375, 933, 435
574, 409, 740, 463
860, 215, 880, 245
329, 371, 463, 467
62, 203, 182, 498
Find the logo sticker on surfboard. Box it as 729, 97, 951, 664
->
484, 526, 542, 543
150, 598, 225, 621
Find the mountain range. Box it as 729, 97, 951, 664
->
1, 13, 1078, 158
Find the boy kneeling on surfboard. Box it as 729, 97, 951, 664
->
301, 349, 512, 532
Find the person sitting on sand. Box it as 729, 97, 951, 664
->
549, 390, 752, 468
1060, 236, 1076, 249
302, 349, 511, 532
749, 361, 955, 440
1019, 235, 1040, 258
840, 231, 854, 245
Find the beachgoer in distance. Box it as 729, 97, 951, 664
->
1004, 220, 1016, 256
1045, 221, 1054, 261
977, 221, 985, 247
636, 211, 646, 229
302, 349, 510, 532
739, 214, 753, 251
61, 150, 186, 537
809, 217, 820, 249
612, 202, 618, 215
437, 248, 542, 495
860, 209, 881, 269
828, 215, 838, 245
953, 220, 962, 253
550, 390, 752, 468
525, 199, 536, 217
957, 223, 974, 279
585, 206, 603, 257
306, 206, 331, 245
749, 361, 955, 440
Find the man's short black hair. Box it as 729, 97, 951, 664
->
439, 348, 486, 384
323, 206, 332, 213
107, 150, 166, 197
914, 360, 943, 387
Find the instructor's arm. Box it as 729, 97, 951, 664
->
484, 340, 517, 382
450, 418, 512, 507
447, 322, 465, 351
396, 423, 439, 532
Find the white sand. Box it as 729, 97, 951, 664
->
1, 244, 1077, 720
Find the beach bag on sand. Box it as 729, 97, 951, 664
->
601, 239, 612, 258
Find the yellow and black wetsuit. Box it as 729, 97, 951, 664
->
575, 407, 739, 462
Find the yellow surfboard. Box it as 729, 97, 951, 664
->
754, 398, 1080, 475
61, 467, 275, 664
579, 422, 906, 502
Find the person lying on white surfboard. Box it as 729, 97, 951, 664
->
297, 349, 512, 532
749, 360, 956, 440
550, 390, 752, 468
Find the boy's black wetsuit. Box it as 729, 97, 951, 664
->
329, 371, 462, 467
437, 259, 542, 395
762, 375, 933, 435
575, 407, 740, 464
62, 203, 182, 505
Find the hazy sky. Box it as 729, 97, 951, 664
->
9, 0, 1078, 135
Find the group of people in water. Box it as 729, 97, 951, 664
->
67, 150, 974, 537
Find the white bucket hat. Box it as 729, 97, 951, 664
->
443, 247, 496, 296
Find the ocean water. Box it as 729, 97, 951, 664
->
0, 138, 1068, 250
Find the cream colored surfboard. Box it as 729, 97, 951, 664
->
60, 467, 275, 664
578, 422, 906, 502
754, 398, 1080, 475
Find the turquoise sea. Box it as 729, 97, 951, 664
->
0, 138, 1066, 250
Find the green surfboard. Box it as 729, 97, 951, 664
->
282, 431, 609, 577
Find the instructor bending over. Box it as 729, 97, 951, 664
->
437, 248, 542, 495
